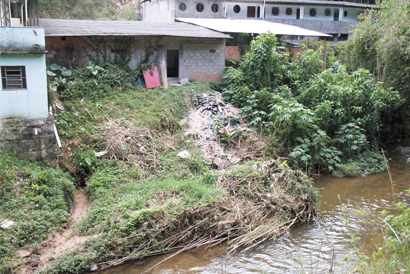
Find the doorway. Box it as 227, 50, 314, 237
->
247, 6, 255, 18
296, 8, 300, 19
334, 9, 339, 21
167, 50, 179, 78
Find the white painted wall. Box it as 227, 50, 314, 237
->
342, 8, 360, 22
225, 2, 262, 18
303, 6, 334, 21
225, 3, 363, 22
0, 55, 48, 119
265, 4, 297, 20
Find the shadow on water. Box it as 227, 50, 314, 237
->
96, 141, 410, 274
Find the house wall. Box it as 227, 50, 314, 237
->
45, 36, 226, 82
175, 0, 224, 18
225, 2, 263, 18
0, 27, 57, 165
180, 38, 225, 82
143, 0, 175, 22
0, 55, 48, 119
225, 46, 242, 60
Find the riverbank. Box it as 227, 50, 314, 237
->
95, 141, 410, 274
0, 82, 318, 273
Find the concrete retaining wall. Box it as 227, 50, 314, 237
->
0, 117, 58, 166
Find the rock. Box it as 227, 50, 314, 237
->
19, 250, 32, 259
90, 264, 98, 271
229, 156, 241, 165
177, 150, 191, 159
0, 219, 15, 229
180, 117, 187, 125
213, 157, 225, 169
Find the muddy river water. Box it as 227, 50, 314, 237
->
99, 142, 410, 274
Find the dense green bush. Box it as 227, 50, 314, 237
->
339, 0, 410, 140
60, 62, 136, 101
222, 33, 403, 172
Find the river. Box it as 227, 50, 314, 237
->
98, 141, 410, 274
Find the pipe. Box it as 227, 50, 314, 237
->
25, 0, 27, 26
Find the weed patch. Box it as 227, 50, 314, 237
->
0, 154, 75, 273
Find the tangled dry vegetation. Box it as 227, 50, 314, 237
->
42, 159, 316, 272
93, 120, 168, 170
104, 161, 315, 269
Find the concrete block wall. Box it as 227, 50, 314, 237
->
0, 118, 58, 166
180, 38, 225, 82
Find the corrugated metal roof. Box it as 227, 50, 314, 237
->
177, 18, 332, 37
38, 19, 230, 39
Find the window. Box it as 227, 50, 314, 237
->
233, 5, 240, 13
286, 8, 292, 16
309, 8, 316, 17
179, 2, 187, 11
196, 3, 204, 12
325, 8, 331, 16
211, 3, 219, 13
1, 66, 27, 90
272, 7, 279, 16
344, 10, 348, 17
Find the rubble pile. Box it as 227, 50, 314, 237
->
185, 92, 249, 169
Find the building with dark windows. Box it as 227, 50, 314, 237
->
143, 0, 379, 41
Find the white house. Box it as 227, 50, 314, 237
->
0, 27, 57, 165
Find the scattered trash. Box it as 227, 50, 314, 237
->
0, 219, 15, 229
177, 150, 191, 159
94, 150, 108, 157
90, 264, 98, 271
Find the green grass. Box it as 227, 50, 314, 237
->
333, 150, 386, 178
0, 154, 75, 273
78, 170, 224, 235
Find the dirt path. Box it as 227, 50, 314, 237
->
19, 189, 91, 274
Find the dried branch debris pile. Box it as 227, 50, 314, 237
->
94, 160, 316, 270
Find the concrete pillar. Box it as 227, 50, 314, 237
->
339, 7, 344, 21
158, 45, 168, 89
300, 6, 304, 20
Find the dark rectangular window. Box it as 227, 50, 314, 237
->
1, 66, 27, 90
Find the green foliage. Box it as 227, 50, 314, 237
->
60, 62, 134, 101
225, 58, 241, 69
333, 150, 386, 177
38, 0, 116, 20
78, 175, 222, 235
0, 154, 75, 272
222, 33, 402, 172
339, 0, 410, 139
369, 193, 410, 273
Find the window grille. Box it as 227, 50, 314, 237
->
1, 66, 27, 90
